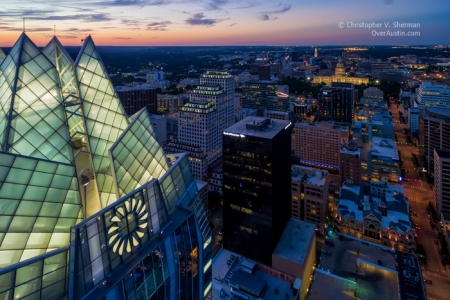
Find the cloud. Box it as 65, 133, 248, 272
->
92, 0, 170, 6
0, 27, 53, 32
383, 0, 394, 4
0, 8, 58, 17
185, 13, 221, 26
114, 37, 133, 39
258, 4, 291, 21
147, 21, 172, 31
206, 0, 230, 11
122, 19, 141, 27
30, 13, 112, 22
63, 28, 95, 32
229, 22, 237, 27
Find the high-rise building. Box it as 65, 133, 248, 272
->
314, 47, 318, 58
116, 86, 157, 115
416, 82, 450, 109
291, 165, 330, 233
0, 33, 212, 299
222, 117, 291, 264
434, 149, 450, 231
165, 85, 222, 180
241, 81, 289, 115
199, 70, 235, 130
294, 122, 349, 171
0, 48, 5, 64
340, 142, 362, 185
418, 108, 450, 172
318, 83, 357, 124
258, 64, 271, 80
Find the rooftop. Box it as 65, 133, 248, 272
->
309, 270, 356, 300
371, 136, 399, 160
224, 116, 290, 139
319, 237, 399, 300
272, 218, 315, 265
212, 249, 297, 300
291, 165, 328, 187
115, 85, 155, 91
396, 251, 427, 300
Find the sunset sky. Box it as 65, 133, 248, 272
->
1, 0, 450, 46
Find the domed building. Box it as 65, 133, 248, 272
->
313, 59, 369, 85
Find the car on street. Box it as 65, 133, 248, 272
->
424, 279, 433, 285
415, 224, 420, 230
322, 249, 332, 256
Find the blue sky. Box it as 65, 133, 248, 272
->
0, 0, 449, 46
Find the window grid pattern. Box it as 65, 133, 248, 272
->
1, 34, 73, 164
0, 48, 5, 64
0, 45, 15, 150
75, 37, 130, 208
159, 154, 196, 211
0, 152, 82, 268
0, 247, 69, 300
43, 38, 87, 137
110, 108, 169, 198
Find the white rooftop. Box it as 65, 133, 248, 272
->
224, 116, 290, 139
272, 218, 315, 265
371, 136, 399, 160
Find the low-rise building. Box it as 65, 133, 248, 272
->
336, 179, 413, 252
367, 136, 400, 183
272, 218, 316, 300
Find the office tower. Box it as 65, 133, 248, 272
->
340, 142, 362, 185
258, 64, 271, 80
291, 165, 330, 234
146, 70, 164, 83
222, 117, 291, 264
199, 71, 235, 130
165, 85, 222, 180
416, 82, 450, 109
314, 47, 318, 58
294, 122, 349, 171
418, 108, 450, 172
336, 179, 413, 252
116, 86, 157, 115
241, 81, 289, 115
318, 83, 357, 124
434, 149, 450, 231
0, 33, 211, 299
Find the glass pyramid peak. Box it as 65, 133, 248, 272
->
0, 48, 5, 65
0, 33, 74, 164
0, 33, 173, 267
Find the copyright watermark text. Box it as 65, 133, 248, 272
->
338, 21, 421, 37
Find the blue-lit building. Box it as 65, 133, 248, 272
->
0, 33, 212, 299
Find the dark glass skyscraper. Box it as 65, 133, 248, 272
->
318, 83, 357, 124
222, 117, 292, 264
241, 81, 289, 115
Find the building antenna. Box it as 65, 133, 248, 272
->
23, 17, 25, 32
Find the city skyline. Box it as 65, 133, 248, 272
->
1, 0, 450, 47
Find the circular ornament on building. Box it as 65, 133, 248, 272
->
107, 198, 148, 255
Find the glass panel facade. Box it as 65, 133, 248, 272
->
74, 36, 129, 208
0, 33, 211, 300
109, 108, 169, 198
0, 246, 69, 300
0, 152, 82, 267
0, 48, 5, 65
0, 34, 73, 164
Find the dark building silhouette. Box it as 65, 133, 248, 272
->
318, 83, 357, 124
258, 65, 271, 80
241, 80, 289, 115
222, 117, 292, 264
116, 86, 157, 115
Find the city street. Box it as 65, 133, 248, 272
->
389, 101, 450, 299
